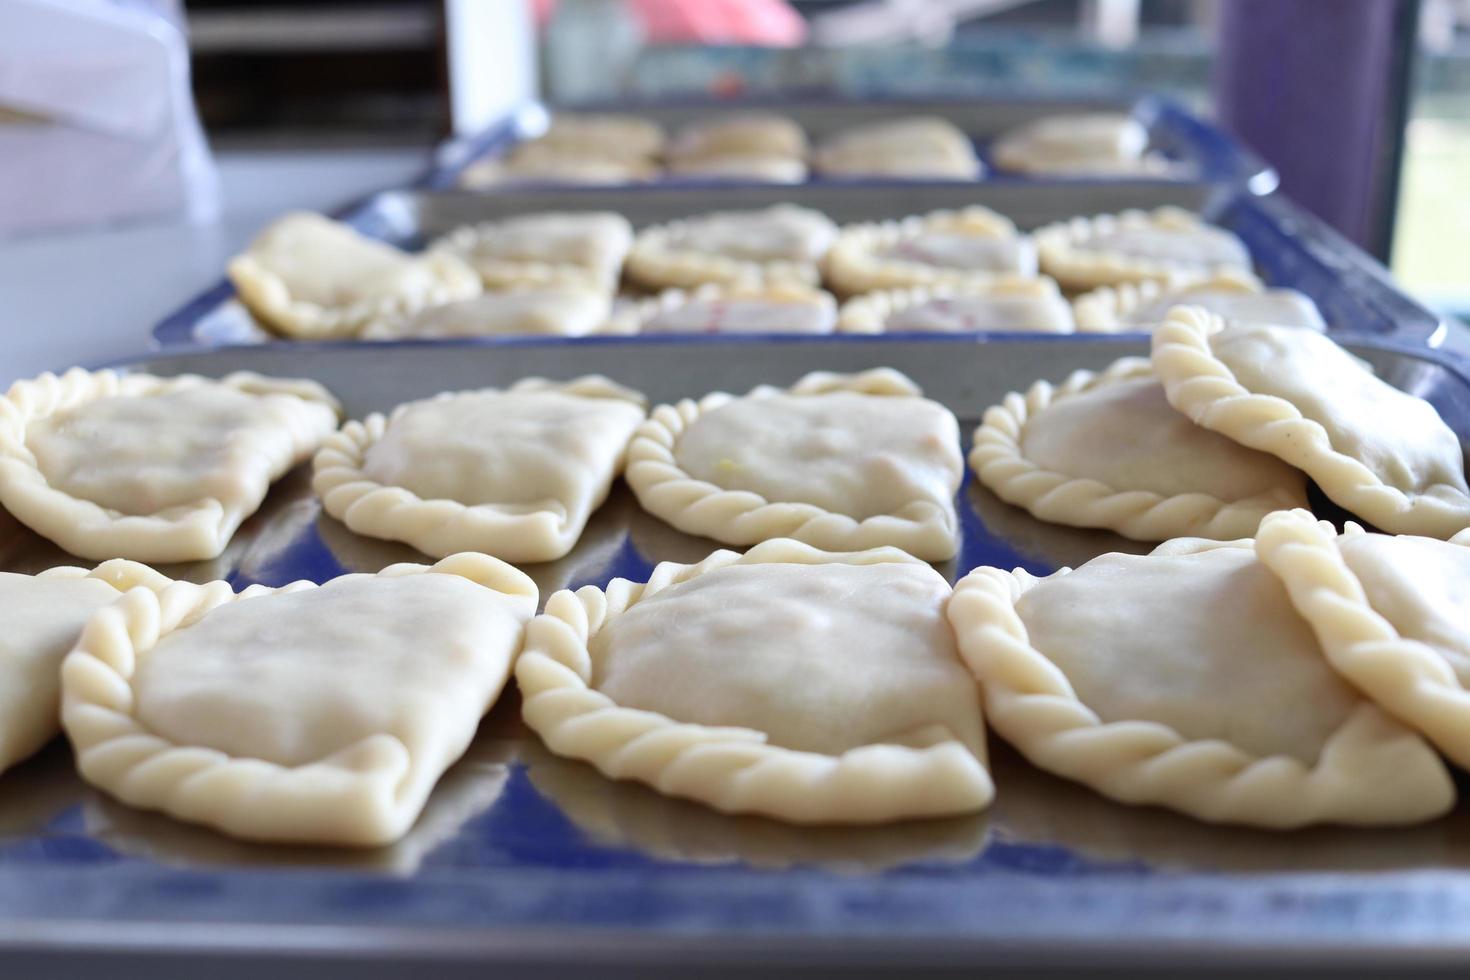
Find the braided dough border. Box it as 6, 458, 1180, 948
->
629, 282, 842, 335
360, 287, 625, 341
836, 277, 1074, 334
313, 376, 646, 563
969, 355, 1308, 541
1256, 508, 1470, 769
1152, 305, 1470, 538
624, 206, 837, 290
228, 214, 481, 340
822, 207, 1036, 297
60, 552, 538, 847
1034, 206, 1252, 291
427, 214, 632, 293
0, 369, 340, 563
0, 560, 173, 774
625, 368, 962, 561
1070, 270, 1262, 332
946, 549, 1456, 828
516, 538, 994, 824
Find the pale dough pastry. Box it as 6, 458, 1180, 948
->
665, 154, 808, 184
535, 113, 666, 159
0, 560, 171, 775
837, 278, 1073, 334
1152, 305, 1470, 537
360, 288, 617, 340
228, 212, 481, 339
625, 205, 838, 289
1035, 207, 1252, 291
667, 113, 807, 161
970, 356, 1308, 540
1073, 271, 1326, 332
459, 154, 657, 188
990, 112, 1176, 176
823, 207, 1037, 296
0, 369, 339, 562
429, 211, 633, 292
60, 552, 537, 846
947, 542, 1455, 827
516, 539, 993, 824
815, 117, 981, 179
625, 369, 963, 561
1256, 508, 1470, 769
313, 376, 646, 563
631, 283, 838, 335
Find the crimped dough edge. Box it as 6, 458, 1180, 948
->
515, 537, 994, 824
0, 560, 174, 773
624, 211, 834, 290
0, 368, 340, 562
1151, 305, 1470, 537
945, 546, 1455, 828
624, 368, 961, 561
228, 220, 482, 340
628, 282, 841, 334
1071, 269, 1264, 332
969, 355, 1307, 541
427, 219, 629, 293
836, 277, 1073, 334
822, 206, 1033, 296
1034, 206, 1250, 291
60, 552, 538, 847
313, 376, 647, 563
1255, 508, 1470, 769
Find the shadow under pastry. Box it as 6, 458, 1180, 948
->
521, 739, 990, 873
965, 480, 1155, 573
0, 741, 91, 837
985, 743, 1470, 874
83, 721, 519, 876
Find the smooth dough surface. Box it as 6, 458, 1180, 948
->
1124, 286, 1325, 330
885, 292, 1072, 332
438, 211, 632, 285
1211, 323, 1467, 500
879, 233, 1031, 272
1021, 377, 1306, 501
27, 385, 317, 516
643, 296, 835, 335
1017, 548, 1360, 762
669, 206, 836, 263
1082, 224, 1250, 266
674, 391, 961, 521
134, 575, 525, 768
363, 389, 644, 520
0, 573, 121, 771
1339, 533, 1470, 684
992, 112, 1148, 171
363, 289, 610, 339
592, 562, 980, 756
669, 113, 807, 159
240, 213, 444, 308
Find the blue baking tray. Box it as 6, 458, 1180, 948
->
4, 335, 1470, 975
427, 92, 1278, 194
150, 181, 1446, 351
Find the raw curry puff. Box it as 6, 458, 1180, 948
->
989, 112, 1170, 177
516, 540, 993, 824
429, 211, 634, 292
360, 287, 618, 340
1152, 306, 1470, 537
814, 117, 981, 180
625, 204, 838, 290
947, 541, 1455, 828
314, 376, 646, 563
630, 283, 838, 335
625, 369, 963, 561
1034, 207, 1252, 291
970, 356, 1308, 541
0, 369, 339, 562
0, 560, 171, 775
61, 553, 538, 846
228, 212, 481, 339
837, 278, 1073, 334
1072, 271, 1326, 333
1257, 509, 1470, 769
823, 206, 1038, 296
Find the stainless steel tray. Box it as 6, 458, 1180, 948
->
5, 335, 1470, 976
428, 94, 1278, 194
153, 183, 1446, 350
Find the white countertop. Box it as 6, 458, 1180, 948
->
0, 146, 430, 386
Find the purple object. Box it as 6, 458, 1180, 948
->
1215, 0, 1420, 258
